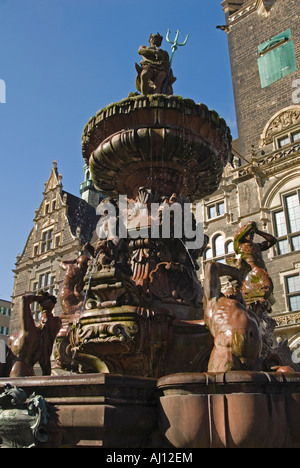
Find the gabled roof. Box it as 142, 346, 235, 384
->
16, 162, 99, 265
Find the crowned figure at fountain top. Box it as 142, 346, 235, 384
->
135, 33, 176, 95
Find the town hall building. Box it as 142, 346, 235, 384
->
200, 0, 300, 357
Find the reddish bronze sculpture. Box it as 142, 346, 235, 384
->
203, 261, 261, 372
135, 33, 176, 95
234, 221, 279, 360
59, 255, 89, 316
234, 221, 277, 310
9, 292, 61, 377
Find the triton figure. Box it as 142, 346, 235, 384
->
203, 260, 262, 372
9, 292, 61, 377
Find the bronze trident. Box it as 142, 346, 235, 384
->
162, 29, 189, 94
166, 29, 190, 67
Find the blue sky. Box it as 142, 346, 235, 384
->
0, 0, 236, 300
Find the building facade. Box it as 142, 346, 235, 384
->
0, 299, 11, 344
10, 161, 98, 335
199, 0, 300, 359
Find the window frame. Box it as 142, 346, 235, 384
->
204, 235, 235, 264
31, 272, 56, 321
273, 190, 300, 256
207, 200, 226, 220
41, 228, 54, 253
276, 130, 300, 149
285, 274, 300, 312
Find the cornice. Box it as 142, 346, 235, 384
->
273, 311, 300, 329
224, 0, 276, 26
234, 144, 300, 180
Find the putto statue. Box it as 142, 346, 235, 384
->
135, 33, 176, 95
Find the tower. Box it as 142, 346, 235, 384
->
222, 0, 300, 159
80, 164, 103, 208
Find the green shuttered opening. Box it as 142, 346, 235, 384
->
258, 29, 297, 88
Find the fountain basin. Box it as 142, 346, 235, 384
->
0, 374, 157, 448
157, 371, 300, 448
82, 95, 232, 199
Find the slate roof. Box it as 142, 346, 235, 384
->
62, 191, 99, 243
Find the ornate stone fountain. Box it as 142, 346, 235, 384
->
68, 91, 231, 378
1, 32, 300, 449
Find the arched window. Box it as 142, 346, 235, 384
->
204, 248, 213, 261
226, 240, 234, 254
204, 236, 235, 264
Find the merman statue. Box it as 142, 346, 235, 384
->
234, 221, 277, 312
9, 292, 61, 377
203, 261, 262, 373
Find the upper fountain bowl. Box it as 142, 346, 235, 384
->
82, 94, 232, 200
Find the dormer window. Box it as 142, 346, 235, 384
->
260, 107, 300, 149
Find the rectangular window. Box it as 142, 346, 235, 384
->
258, 29, 297, 88
217, 202, 225, 216
274, 210, 287, 237
291, 235, 300, 252
208, 201, 225, 219
31, 273, 56, 320
273, 192, 300, 255
0, 307, 11, 317
286, 194, 300, 233
286, 274, 300, 312
278, 136, 290, 148
41, 229, 53, 253
278, 239, 289, 255
292, 131, 300, 143
208, 206, 216, 219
